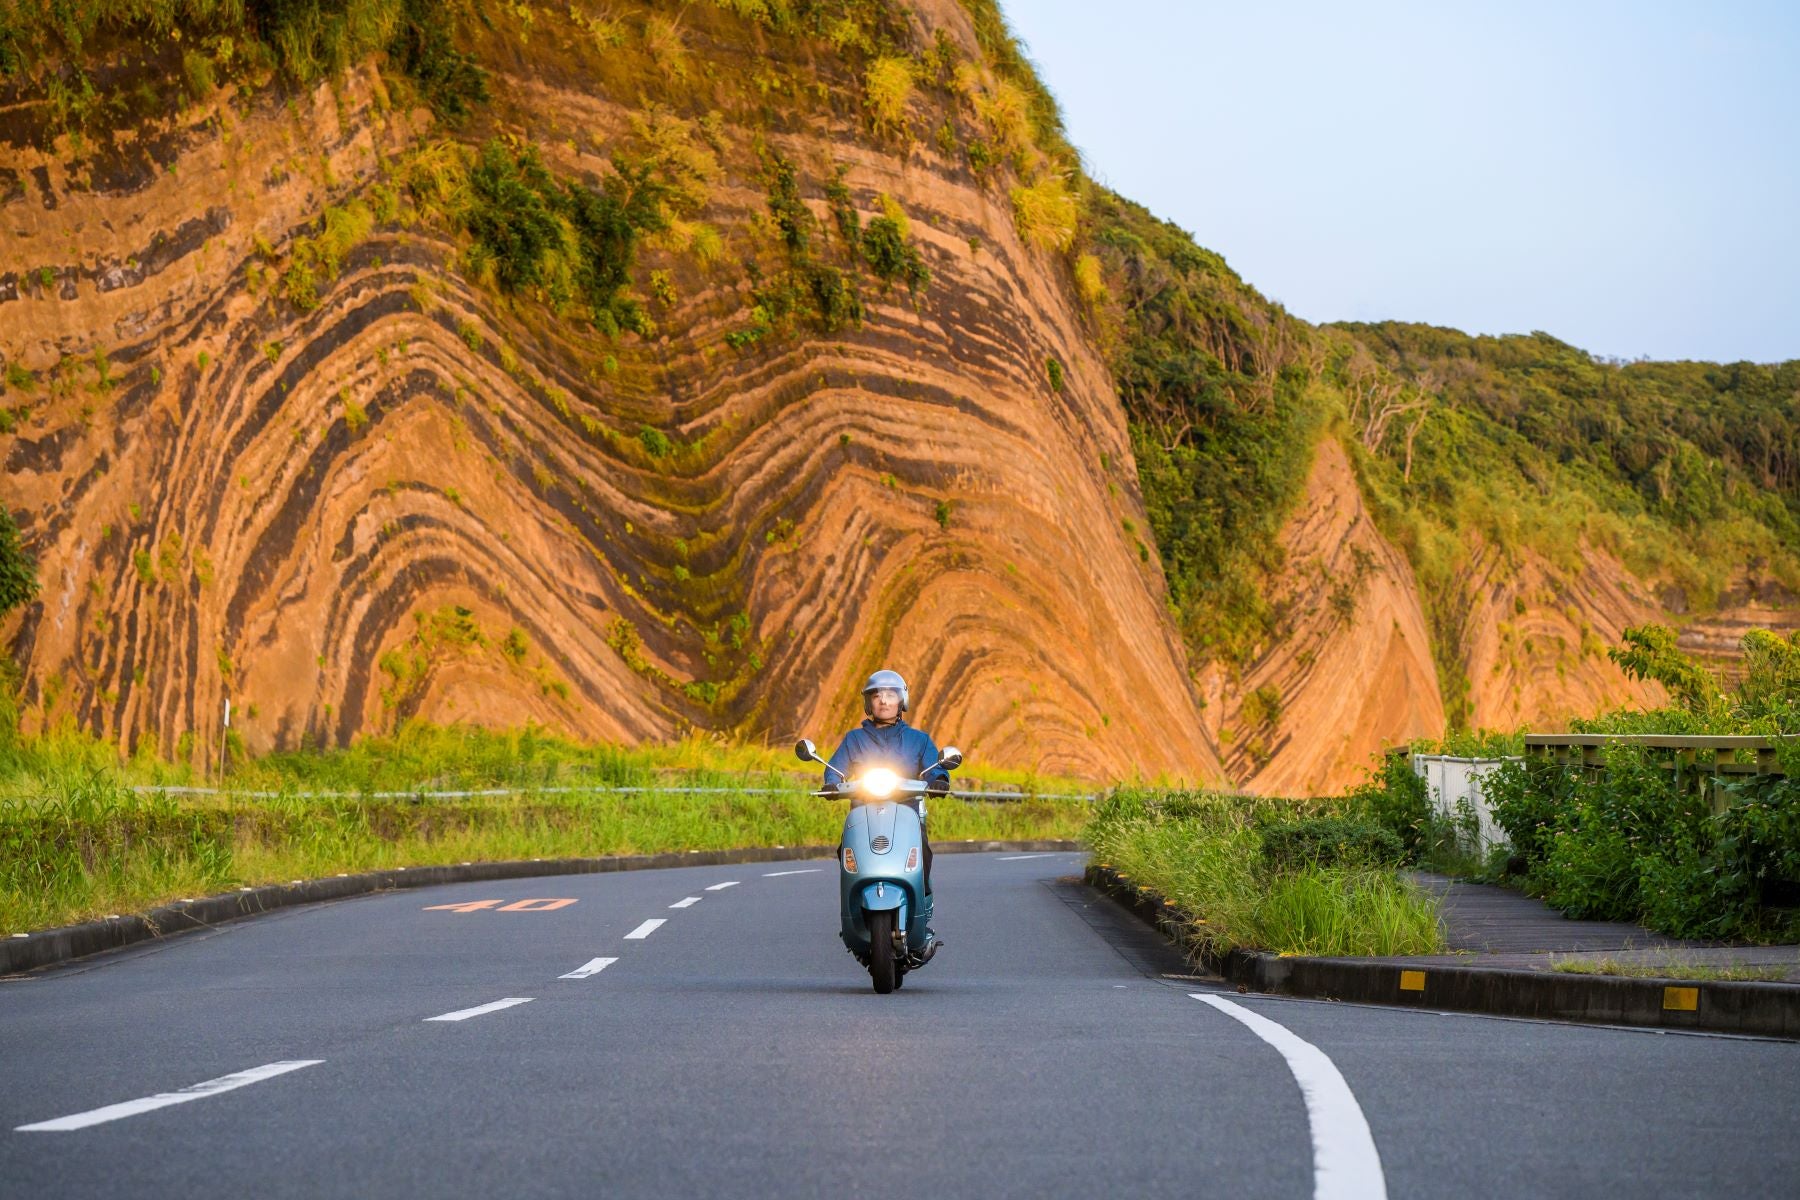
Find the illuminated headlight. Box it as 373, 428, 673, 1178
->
841, 846, 858, 873
861, 768, 899, 798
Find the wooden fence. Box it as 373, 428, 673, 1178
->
1522, 734, 1787, 778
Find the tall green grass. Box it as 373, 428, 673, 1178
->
0, 722, 1091, 935
1087, 789, 1444, 958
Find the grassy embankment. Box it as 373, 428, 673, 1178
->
0, 721, 1092, 936
1085, 785, 1445, 959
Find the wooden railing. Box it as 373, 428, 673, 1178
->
1523, 734, 1787, 778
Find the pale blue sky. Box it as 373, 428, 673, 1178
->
999, 0, 1800, 364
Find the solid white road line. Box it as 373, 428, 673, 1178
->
996, 853, 1056, 861
670, 896, 702, 908
559, 957, 619, 979
763, 869, 823, 876
624, 919, 666, 939
426, 997, 535, 1022
703, 881, 740, 891
15, 1060, 324, 1132
1191, 994, 1387, 1200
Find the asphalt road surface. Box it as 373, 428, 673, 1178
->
3, 851, 1798, 1198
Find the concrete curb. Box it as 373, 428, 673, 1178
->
1086, 863, 1800, 1040
0, 839, 1081, 975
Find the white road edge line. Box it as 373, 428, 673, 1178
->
763, 869, 823, 876
704, 881, 740, 891
426, 997, 535, 1022
1191, 994, 1387, 1200
15, 1060, 324, 1132
624, 919, 667, 939
670, 897, 702, 908
996, 853, 1056, 861
559, 957, 619, 979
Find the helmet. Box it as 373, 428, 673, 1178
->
861, 669, 909, 715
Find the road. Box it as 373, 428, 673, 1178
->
3, 851, 1797, 1198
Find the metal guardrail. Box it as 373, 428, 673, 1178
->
128, 784, 1104, 802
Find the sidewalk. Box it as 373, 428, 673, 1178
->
1087, 864, 1800, 1038
1402, 872, 1800, 983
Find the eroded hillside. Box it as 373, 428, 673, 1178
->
0, 1, 1217, 780
1, 1, 1794, 791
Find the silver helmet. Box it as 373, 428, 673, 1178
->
861, 668, 909, 715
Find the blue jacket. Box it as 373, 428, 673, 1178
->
824, 719, 949, 793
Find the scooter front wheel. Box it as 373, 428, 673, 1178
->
866, 909, 897, 994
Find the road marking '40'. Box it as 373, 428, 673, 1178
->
423, 899, 578, 913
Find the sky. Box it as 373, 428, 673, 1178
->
998, 0, 1800, 364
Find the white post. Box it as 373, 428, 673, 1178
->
218, 696, 231, 782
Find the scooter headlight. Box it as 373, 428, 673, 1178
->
860, 768, 899, 798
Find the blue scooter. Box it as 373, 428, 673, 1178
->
795, 738, 963, 994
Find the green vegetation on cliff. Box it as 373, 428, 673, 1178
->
958, 5, 1798, 724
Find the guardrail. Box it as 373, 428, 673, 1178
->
1523, 734, 1787, 777
126, 784, 1105, 803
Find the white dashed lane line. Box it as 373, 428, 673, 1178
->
623, 919, 666, 940
1191, 994, 1387, 1200
426, 998, 535, 1023
703, 881, 740, 891
559, 957, 618, 980
669, 896, 702, 908
763, 868, 823, 876
15, 1060, 325, 1133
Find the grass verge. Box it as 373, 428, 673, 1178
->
1087, 788, 1444, 958
1549, 954, 1792, 983
0, 724, 1091, 935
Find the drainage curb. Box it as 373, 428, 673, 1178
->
1086, 863, 1800, 1040
1, 839, 1081, 975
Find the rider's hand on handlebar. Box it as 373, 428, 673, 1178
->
927, 779, 949, 796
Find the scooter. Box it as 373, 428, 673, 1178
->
794, 738, 963, 994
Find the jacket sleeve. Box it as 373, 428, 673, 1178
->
824, 731, 857, 789
917, 730, 950, 791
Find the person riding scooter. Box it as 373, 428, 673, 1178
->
822, 669, 948, 954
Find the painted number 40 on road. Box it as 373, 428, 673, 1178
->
423, 899, 578, 913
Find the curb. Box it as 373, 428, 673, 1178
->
1, 839, 1081, 976
1086, 863, 1800, 1040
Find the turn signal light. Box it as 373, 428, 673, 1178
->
905, 847, 918, 870
841, 847, 857, 873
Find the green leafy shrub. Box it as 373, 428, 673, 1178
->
859, 214, 928, 292
1345, 750, 1433, 856
1259, 815, 1404, 872
456, 140, 663, 329
0, 504, 38, 620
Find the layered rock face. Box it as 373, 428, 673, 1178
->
3, 5, 1790, 791
0, 8, 1219, 781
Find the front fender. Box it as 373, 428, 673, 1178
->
857, 879, 908, 912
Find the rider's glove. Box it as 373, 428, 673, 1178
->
926, 778, 949, 796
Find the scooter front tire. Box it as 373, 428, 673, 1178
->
867, 909, 897, 994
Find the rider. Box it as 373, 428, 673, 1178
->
824, 669, 948, 955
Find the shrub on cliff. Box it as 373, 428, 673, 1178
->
0, 504, 36, 624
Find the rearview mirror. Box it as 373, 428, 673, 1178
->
795, 739, 819, 763
939, 746, 963, 771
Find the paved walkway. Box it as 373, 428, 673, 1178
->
1396, 873, 1800, 982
